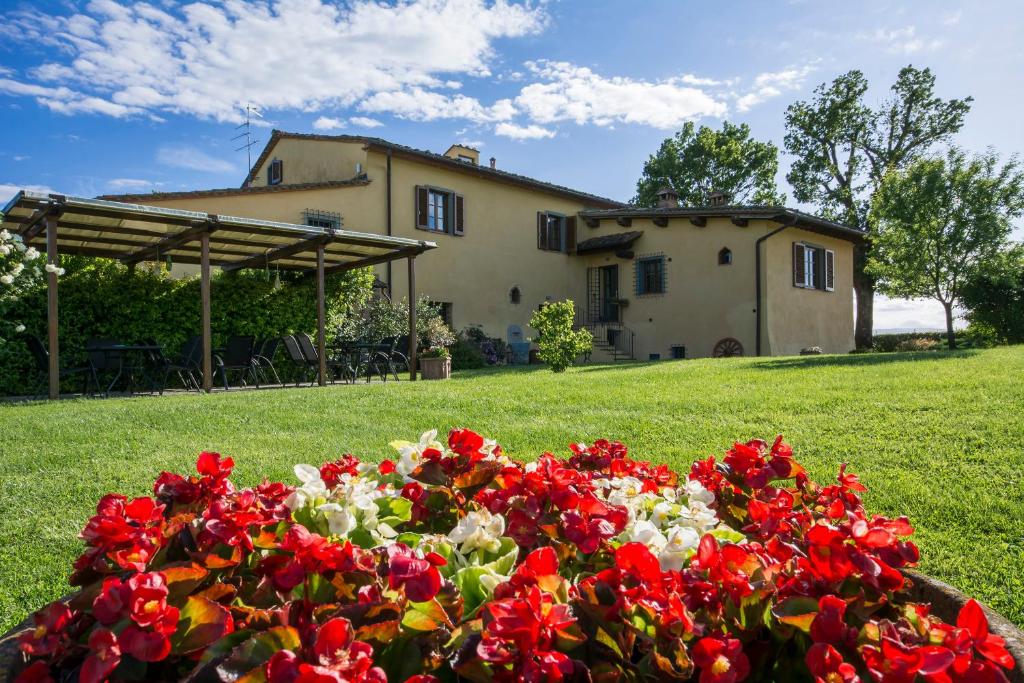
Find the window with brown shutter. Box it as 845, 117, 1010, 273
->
825, 249, 835, 291
453, 194, 465, 236
793, 242, 806, 287
268, 159, 283, 186
565, 216, 576, 253
415, 186, 429, 230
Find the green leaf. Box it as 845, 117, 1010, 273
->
171, 596, 233, 655
215, 626, 301, 682
771, 596, 820, 632
163, 563, 210, 603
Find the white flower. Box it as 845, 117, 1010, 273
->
285, 463, 327, 509
15, 324, 25, 333
11, 263, 24, 276
448, 509, 506, 555
317, 503, 356, 536
0, 274, 12, 286
390, 429, 443, 477
0, 245, 10, 256
650, 501, 675, 528
674, 501, 719, 533
23, 247, 39, 261
0, 229, 10, 241
44, 263, 60, 273
658, 526, 700, 571
685, 480, 715, 506
625, 519, 668, 551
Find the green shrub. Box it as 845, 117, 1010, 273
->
0, 256, 374, 395
872, 332, 944, 353
449, 337, 486, 370
529, 300, 592, 373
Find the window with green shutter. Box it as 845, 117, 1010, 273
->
635, 254, 666, 295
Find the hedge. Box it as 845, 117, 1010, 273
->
0, 256, 373, 395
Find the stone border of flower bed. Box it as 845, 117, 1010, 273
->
1, 570, 1021, 683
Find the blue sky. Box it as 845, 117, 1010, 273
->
1, 0, 1022, 330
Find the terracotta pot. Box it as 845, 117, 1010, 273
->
2, 572, 1021, 682
419, 356, 450, 380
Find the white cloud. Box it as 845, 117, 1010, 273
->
312, 116, 346, 131
0, 0, 546, 122
349, 116, 384, 128
494, 122, 555, 140
359, 88, 515, 122
514, 61, 727, 129
874, 295, 961, 332
861, 26, 943, 55
156, 145, 236, 173
12, 156, 29, 162
736, 64, 816, 112
107, 178, 162, 189
941, 11, 962, 26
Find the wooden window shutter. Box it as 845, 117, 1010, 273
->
415, 186, 429, 229
537, 212, 547, 250
453, 194, 465, 235
793, 242, 805, 287
824, 249, 835, 291
565, 216, 576, 253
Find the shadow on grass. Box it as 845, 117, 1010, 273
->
752, 349, 979, 371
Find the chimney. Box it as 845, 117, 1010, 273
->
655, 185, 679, 209
489, 156, 496, 169
708, 190, 730, 207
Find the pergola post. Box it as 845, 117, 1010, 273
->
200, 230, 212, 393
45, 213, 59, 399
316, 245, 327, 387
408, 255, 417, 381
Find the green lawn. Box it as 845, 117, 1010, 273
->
1, 347, 1022, 633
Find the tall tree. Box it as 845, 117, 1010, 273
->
868, 148, 1024, 348
784, 66, 972, 349
960, 244, 1024, 345
633, 121, 785, 207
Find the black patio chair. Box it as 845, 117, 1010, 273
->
24, 335, 91, 398
147, 336, 201, 394
281, 334, 316, 386
374, 336, 410, 382
253, 337, 283, 385
216, 335, 258, 390
296, 332, 349, 384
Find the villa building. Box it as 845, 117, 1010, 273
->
104, 131, 863, 359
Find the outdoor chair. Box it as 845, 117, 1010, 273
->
252, 337, 283, 386
24, 335, 91, 398
295, 332, 349, 384
372, 336, 406, 382
215, 335, 258, 390
281, 334, 316, 386
150, 336, 202, 394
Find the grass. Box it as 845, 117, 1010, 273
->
1, 347, 1023, 633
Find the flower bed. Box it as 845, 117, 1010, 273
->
3, 430, 1019, 682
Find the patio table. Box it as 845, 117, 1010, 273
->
88, 343, 164, 395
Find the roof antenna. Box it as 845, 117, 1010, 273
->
232, 104, 262, 172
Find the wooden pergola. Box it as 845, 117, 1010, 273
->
1, 191, 437, 399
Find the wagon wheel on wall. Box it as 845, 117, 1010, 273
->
713, 337, 744, 358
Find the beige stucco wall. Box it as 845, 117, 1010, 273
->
248, 138, 369, 188
578, 217, 762, 359
762, 227, 855, 355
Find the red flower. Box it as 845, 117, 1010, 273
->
497, 546, 561, 598
449, 428, 485, 456
806, 643, 859, 683
810, 595, 850, 645
691, 637, 751, 683
91, 572, 179, 662
18, 602, 73, 657
478, 587, 578, 683
386, 543, 446, 602
693, 535, 759, 602
196, 451, 235, 495
319, 455, 361, 488
861, 638, 925, 683
265, 618, 385, 683
80, 628, 121, 683
13, 661, 53, 683
957, 599, 1015, 672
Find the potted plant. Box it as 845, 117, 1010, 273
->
418, 346, 451, 379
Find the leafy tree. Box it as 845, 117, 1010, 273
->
633, 121, 785, 207
785, 66, 972, 348
529, 300, 591, 372
868, 148, 1024, 349
960, 244, 1024, 344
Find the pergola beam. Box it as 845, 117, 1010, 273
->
316, 245, 327, 386
46, 213, 60, 399
408, 256, 417, 382
323, 246, 426, 274
200, 232, 212, 393
122, 220, 217, 265
223, 234, 331, 273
